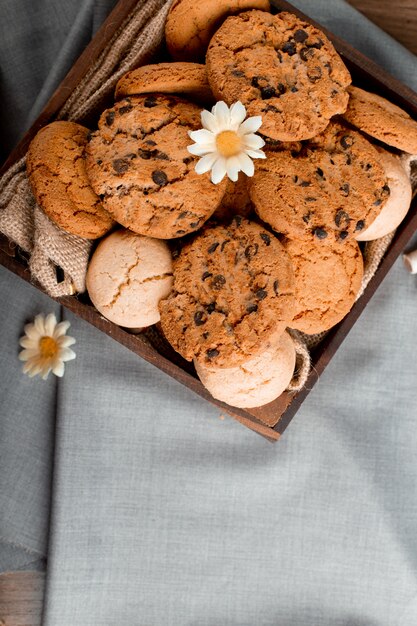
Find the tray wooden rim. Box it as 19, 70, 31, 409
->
1, 0, 416, 441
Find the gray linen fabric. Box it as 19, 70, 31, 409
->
1, 0, 417, 624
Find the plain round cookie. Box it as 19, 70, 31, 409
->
284, 235, 364, 334
159, 217, 296, 368
27, 121, 114, 239
165, 0, 270, 62
86, 230, 173, 328
194, 330, 296, 408
85, 95, 227, 239
206, 10, 351, 141
356, 149, 412, 241
248, 121, 390, 241
342, 86, 417, 155
115, 62, 213, 103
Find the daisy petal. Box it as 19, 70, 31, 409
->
24, 323, 38, 340
238, 153, 255, 177
57, 335, 76, 348
53, 321, 71, 338
34, 314, 46, 335
239, 116, 263, 135
40, 365, 51, 380
212, 101, 230, 130
195, 152, 219, 175
226, 156, 241, 182
230, 101, 247, 129
25, 362, 42, 377
201, 110, 220, 134
189, 129, 216, 144
211, 157, 227, 184
52, 361, 65, 377
60, 348, 76, 362
245, 148, 266, 160
187, 143, 215, 157
19, 348, 39, 361
243, 134, 265, 150
44, 313, 57, 336
19, 336, 37, 349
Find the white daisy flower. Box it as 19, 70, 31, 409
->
187, 101, 266, 184
18, 313, 76, 380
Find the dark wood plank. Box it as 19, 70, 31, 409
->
0, 572, 45, 626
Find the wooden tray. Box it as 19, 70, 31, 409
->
1, 0, 417, 442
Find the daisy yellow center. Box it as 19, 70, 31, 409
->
216, 130, 242, 158
39, 336, 58, 359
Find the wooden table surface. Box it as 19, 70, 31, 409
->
0, 2, 416, 625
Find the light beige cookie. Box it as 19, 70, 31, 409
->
115, 62, 213, 103
27, 121, 114, 239
194, 330, 296, 408
86, 229, 173, 328
165, 0, 270, 61
342, 86, 417, 154
356, 149, 412, 241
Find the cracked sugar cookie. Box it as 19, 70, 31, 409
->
159, 217, 296, 368
86, 229, 173, 328
248, 121, 390, 241
206, 10, 351, 141
284, 234, 364, 334
85, 95, 227, 239
27, 121, 114, 239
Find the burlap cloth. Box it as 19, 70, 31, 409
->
0, 0, 416, 395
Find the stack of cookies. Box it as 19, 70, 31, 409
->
26, 2, 417, 411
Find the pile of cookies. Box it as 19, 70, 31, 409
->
26, 2, 417, 411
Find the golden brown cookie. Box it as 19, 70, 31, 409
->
85, 95, 227, 239
284, 235, 364, 334
165, 0, 270, 62
159, 217, 296, 368
27, 121, 114, 239
248, 121, 390, 241
342, 86, 417, 155
206, 10, 351, 141
212, 175, 253, 222
115, 62, 213, 103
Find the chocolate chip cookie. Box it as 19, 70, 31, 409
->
342, 86, 417, 155
85, 95, 227, 239
159, 217, 296, 368
206, 10, 351, 141
248, 121, 390, 240
283, 235, 364, 334
27, 121, 114, 239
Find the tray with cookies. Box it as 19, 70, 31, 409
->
1, 0, 417, 441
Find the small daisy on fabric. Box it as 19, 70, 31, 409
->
187, 101, 266, 184
19, 313, 76, 380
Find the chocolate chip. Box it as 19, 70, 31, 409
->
179, 211, 188, 219
113, 158, 129, 173
208, 242, 219, 254
300, 181, 311, 187
144, 96, 157, 108
261, 86, 276, 99
316, 167, 324, 178
251, 76, 267, 88
212, 275, 226, 289
292, 175, 298, 183
302, 212, 312, 224
365, 163, 372, 171
202, 271, 212, 281
207, 302, 216, 314
340, 183, 350, 197
260, 233, 271, 246
308, 39, 323, 49
335, 209, 350, 227
313, 227, 328, 239
307, 67, 322, 83
207, 349, 219, 359
152, 170, 168, 186
183, 156, 193, 164
138, 149, 152, 160
202, 332, 210, 339
277, 83, 286, 95
273, 280, 279, 295
190, 221, 200, 229
232, 69, 245, 77
119, 103, 133, 115
294, 29, 308, 42
300, 47, 314, 61
246, 303, 258, 313
282, 41, 296, 55
291, 86, 299, 92
145, 140, 156, 146
373, 199, 382, 206
339, 230, 349, 240
256, 289, 267, 300
341, 135, 354, 149
97, 159, 102, 165
221, 240, 229, 252
194, 311, 206, 326
264, 104, 280, 113
305, 197, 317, 202
355, 220, 365, 231
154, 151, 169, 161
244, 244, 258, 259
382, 184, 391, 195
105, 111, 115, 126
